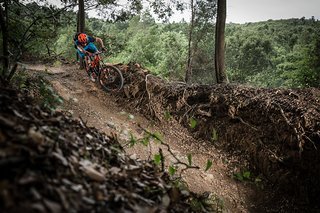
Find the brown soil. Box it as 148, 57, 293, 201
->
22, 62, 320, 212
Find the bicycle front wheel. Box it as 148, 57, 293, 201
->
98, 65, 124, 92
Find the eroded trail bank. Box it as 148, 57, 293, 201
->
24, 63, 320, 212
115, 62, 320, 210
28, 64, 258, 212
0, 87, 207, 213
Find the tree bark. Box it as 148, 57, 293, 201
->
185, 0, 195, 84
77, 0, 85, 32
77, 0, 85, 68
0, 1, 9, 79
214, 0, 228, 83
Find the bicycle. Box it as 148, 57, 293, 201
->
83, 50, 124, 92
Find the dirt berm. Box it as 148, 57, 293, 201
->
115, 62, 320, 207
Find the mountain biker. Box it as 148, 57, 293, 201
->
74, 32, 107, 81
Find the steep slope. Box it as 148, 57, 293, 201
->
0, 82, 211, 212
117, 62, 320, 210
21, 62, 320, 212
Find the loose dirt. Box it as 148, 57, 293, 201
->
23, 63, 300, 212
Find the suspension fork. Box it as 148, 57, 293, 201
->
84, 55, 92, 73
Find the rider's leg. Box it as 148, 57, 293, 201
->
84, 43, 99, 69
77, 50, 86, 69
83, 44, 99, 82
85, 43, 98, 53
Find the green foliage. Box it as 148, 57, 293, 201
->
129, 133, 137, 147
153, 131, 163, 142
211, 128, 218, 142
233, 170, 251, 182
205, 160, 213, 171
190, 192, 224, 213
53, 27, 78, 60
7, 2, 319, 88
140, 135, 150, 146
164, 110, 172, 120
38, 78, 64, 111
111, 17, 188, 79
169, 165, 177, 176
7, 2, 75, 61
189, 117, 197, 129
187, 153, 192, 166
11, 68, 29, 90
154, 154, 162, 165
226, 18, 320, 88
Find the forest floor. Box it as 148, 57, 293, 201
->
18, 62, 299, 213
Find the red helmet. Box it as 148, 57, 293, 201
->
78, 33, 87, 44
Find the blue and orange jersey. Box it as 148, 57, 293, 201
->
74, 34, 96, 47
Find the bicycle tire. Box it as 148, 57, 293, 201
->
98, 65, 124, 92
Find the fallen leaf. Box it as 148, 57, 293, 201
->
52, 152, 68, 166
161, 194, 170, 208
28, 128, 44, 145
81, 166, 105, 182
43, 199, 62, 213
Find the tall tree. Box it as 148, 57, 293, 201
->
185, 0, 217, 84
0, 1, 76, 83
77, 0, 85, 32
0, 1, 9, 82
185, 0, 195, 84
77, 0, 85, 68
214, 0, 228, 83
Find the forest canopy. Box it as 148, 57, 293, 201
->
1, 1, 319, 88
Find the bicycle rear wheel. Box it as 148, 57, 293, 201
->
98, 65, 124, 92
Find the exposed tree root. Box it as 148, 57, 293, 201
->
115, 62, 320, 208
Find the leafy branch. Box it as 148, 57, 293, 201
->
138, 124, 200, 172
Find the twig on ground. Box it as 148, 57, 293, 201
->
138, 124, 200, 171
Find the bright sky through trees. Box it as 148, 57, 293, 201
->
47, 0, 320, 23
227, 0, 320, 23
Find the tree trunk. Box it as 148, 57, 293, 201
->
77, 0, 85, 68
185, 0, 195, 84
77, 0, 85, 32
0, 1, 9, 80
214, 0, 228, 83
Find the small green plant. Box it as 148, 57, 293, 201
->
164, 110, 172, 120
234, 170, 251, 181
38, 78, 63, 111
189, 117, 197, 128
211, 128, 218, 142
11, 68, 29, 90
254, 176, 265, 189
154, 154, 162, 165
129, 133, 137, 147
169, 165, 177, 176
127, 126, 213, 179
187, 153, 192, 166
53, 60, 62, 67
190, 192, 224, 212
205, 160, 213, 171
152, 131, 163, 143
128, 114, 135, 120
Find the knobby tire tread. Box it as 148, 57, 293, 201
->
98, 65, 124, 92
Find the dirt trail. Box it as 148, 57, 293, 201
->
25, 63, 271, 212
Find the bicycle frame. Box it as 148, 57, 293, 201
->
84, 52, 102, 73
82, 50, 124, 92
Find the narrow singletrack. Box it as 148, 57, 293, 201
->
24, 63, 278, 213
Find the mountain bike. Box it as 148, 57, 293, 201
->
83, 50, 124, 92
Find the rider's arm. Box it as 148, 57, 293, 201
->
75, 40, 88, 54
77, 45, 90, 55
94, 36, 106, 50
